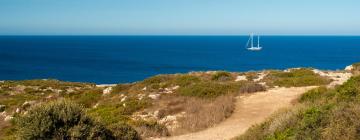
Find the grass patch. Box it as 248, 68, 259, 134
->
264, 68, 331, 87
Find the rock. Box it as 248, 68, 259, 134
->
153, 110, 160, 118
345, 65, 354, 71
102, 87, 113, 95
4, 116, 13, 122
22, 101, 36, 108
92, 103, 99, 108
96, 84, 116, 87
171, 85, 180, 90
123, 103, 126, 107
16, 108, 21, 113
254, 72, 267, 82
235, 75, 247, 81
159, 115, 177, 124
137, 94, 146, 100
121, 96, 127, 102
0, 111, 7, 117
0, 105, 5, 112
0, 80, 4, 83
66, 88, 75, 93
142, 87, 147, 91
312, 69, 327, 77
148, 94, 160, 100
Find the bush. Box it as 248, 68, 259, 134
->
238, 83, 266, 93
111, 84, 132, 94
15, 100, 115, 140
178, 81, 236, 98
64, 88, 103, 107
299, 86, 328, 103
265, 68, 331, 87
178, 81, 265, 98
171, 75, 201, 87
131, 120, 169, 137
108, 123, 140, 140
211, 71, 232, 81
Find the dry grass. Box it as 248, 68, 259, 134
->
175, 95, 235, 135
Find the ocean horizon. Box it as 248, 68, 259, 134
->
1, 35, 360, 84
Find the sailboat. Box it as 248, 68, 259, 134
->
246, 33, 262, 51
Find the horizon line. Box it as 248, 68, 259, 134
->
1, 34, 360, 36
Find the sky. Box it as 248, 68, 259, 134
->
0, 0, 359, 35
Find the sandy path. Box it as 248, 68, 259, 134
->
159, 86, 317, 140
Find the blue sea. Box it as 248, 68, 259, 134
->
0, 36, 359, 84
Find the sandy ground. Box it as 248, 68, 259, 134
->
158, 86, 317, 140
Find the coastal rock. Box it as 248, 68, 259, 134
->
22, 101, 36, 108
160, 85, 180, 94
66, 88, 75, 93
142, 87, 147, 91
121, 96, 127, 102
235, 75, 247, 81
102, 87, 113, 95
4, 116, 13, 122
148, 94, 161, 100
16, 108, 21, 113
96, 84, 116, 88
345, 65, 354, 71
138, 94, 145, 100
254, 72, 267, 82
159, 114, 182, 132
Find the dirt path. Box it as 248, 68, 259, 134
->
159, 86, 317, 140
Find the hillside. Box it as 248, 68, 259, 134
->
0, 67, 351, 139
237, 64, 360, 140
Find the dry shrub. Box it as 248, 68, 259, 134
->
132, 120, 169, 138
322, 103, 360, 140
176, 95, 235, 134
239, 83, 266, 93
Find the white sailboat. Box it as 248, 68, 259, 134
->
246, 33, 262, 51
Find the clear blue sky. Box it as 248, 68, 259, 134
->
0, 0, 359, 35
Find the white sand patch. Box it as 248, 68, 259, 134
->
235, 75, 247, 81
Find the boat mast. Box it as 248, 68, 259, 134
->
257, 35, 260, 48
250, 33, 254, 48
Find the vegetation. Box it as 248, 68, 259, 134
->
237, 75, 360, 140
15, 100, 137, 140
211, 71, 233, 81
263, 68, 331, 87
0, 68, 333, 139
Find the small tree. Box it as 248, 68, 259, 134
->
16, 100, 114, 140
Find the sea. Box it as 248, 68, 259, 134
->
0, 36, 359, 84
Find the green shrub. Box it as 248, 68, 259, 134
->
171, 75, 201, 87
178, 82, 237, 98
211, 71, 232, 81
88, 97, 150, 125
265, 69, 331, 87
63, 88, 103, 108
299, 86, 328, 103
111, 84, 132, 94
108, 122, 140, 140
15, 100, 114, 140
